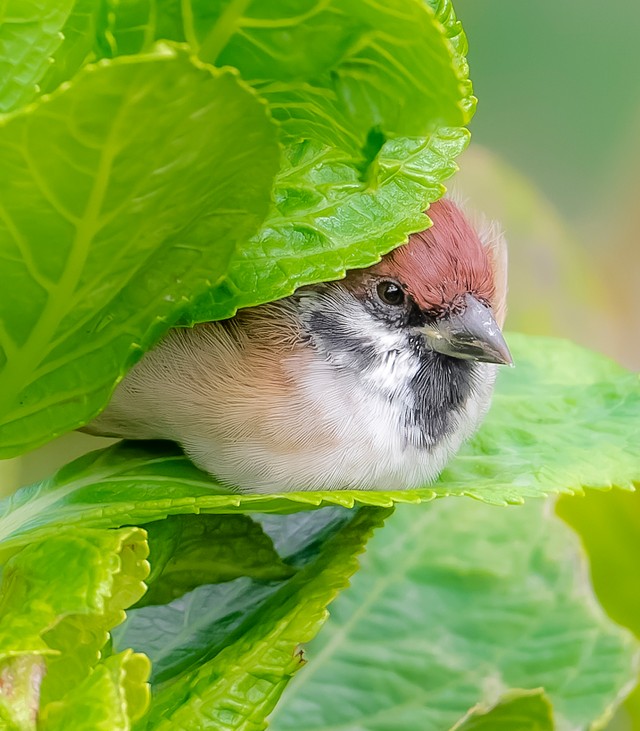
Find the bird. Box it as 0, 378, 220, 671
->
86, 198, 511, 493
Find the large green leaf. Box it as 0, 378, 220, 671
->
181, 0, 475, 322
0, 527, 149, 727
0, 49, 280, 458
92, 0, 475, 324
0, 334, 637, 558
133, 507, 390, 730
269, 500, 639, 730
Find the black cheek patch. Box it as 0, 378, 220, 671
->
405, 350, 476, 448
307, 309, 379, 369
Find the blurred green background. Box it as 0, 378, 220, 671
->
455, 3, 640, 728
456, 0, 640, 370
1, 2, 639, 727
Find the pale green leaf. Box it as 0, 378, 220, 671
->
557, 490, 640, 729
270, 500, 639, 731
557, 491, 640, 639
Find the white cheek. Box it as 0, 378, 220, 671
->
355, 315, 419, 392
363, 348, 418, 392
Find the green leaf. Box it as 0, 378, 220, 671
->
557, 491, 640, 639
39, 650, 150, 731
557, 490, 640, 729
94, 0, 475, 324
103, 0, 474, 148
0, 527, 146, 659
37, 0, 102, 96
38, 529, 149, 706
269, 500, 639, 730
114, 509, 351, 685
451, 689, 554, 731
0, 0, 74, 112
180, 0, 475, 321
138, 514, 293, 608
0, 335, 637, 558
134, 507, 390, 730
182, 129, 468, 322
0, 527, 149, 726
117, 579, 281, 688
0, 49, 280, 458
435, 333, 640, 504
199, 0, 472, 156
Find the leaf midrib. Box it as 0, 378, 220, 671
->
0, 90, 130, 421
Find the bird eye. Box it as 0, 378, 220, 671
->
376, 280, 405, 306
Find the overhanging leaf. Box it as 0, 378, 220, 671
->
101, 0, 474, 149
182, 129, 468, 322
269, 500, 639, 731
90, 0, 475, 324
0, 49, 280, 458
0, 334, 637, 558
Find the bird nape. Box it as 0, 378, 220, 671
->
85, 198, 511, 493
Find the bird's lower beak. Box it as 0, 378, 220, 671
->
418, 294, 513, 366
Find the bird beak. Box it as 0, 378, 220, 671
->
419, 294, 513, 366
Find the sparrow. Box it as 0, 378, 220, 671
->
86, 198, 511, 493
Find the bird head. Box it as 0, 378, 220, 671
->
295, 198, 510, 366
292, 198, 511, 450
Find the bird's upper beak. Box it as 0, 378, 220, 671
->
418, 294, 513, 366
